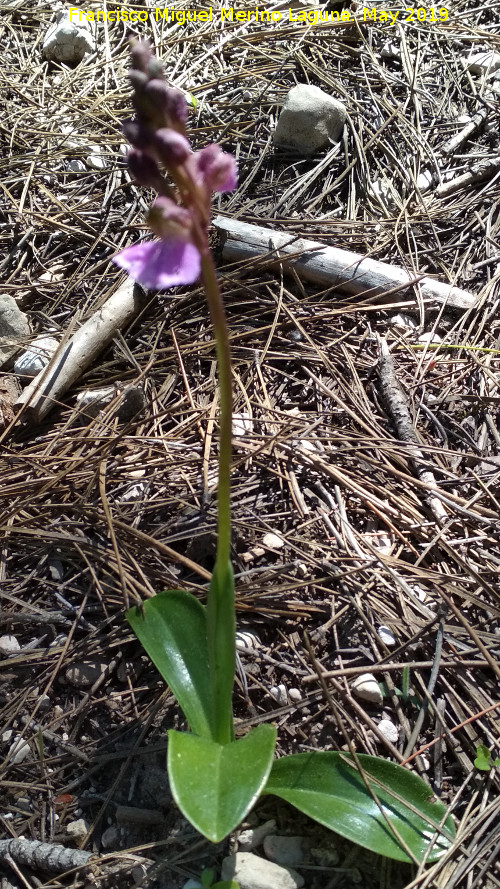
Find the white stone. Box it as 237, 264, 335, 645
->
2, 729, 13, 743
381, 40, 401, 60
8, 738, 31, 764
369, 178, 398, 210
238, 819, 277, 851
182, 881, 203, 889
14, 336, 58, 378
0, 635, 20, 655
466, 51, 500, 76
236, 631, 260, 651
221, 852, 304, 889
115, 482, 147, 503
66, 818, 88, 840
264, 835, 304, 866
86, 146, 107, 170
263, 532, 285, 550
269, 684, 288, 706
274, 84, 346, 156
377, 626, 397, 647
416, 170, 433, 192
233, 412, 252, 436
352, 673, 383, 705
42, 10, 95, 63
377, 718, 399, 744
390, 313, 417, 331
0, 296, 30, 368
76, 386, 115, 415
418, 331, 442, 346
288, 688, 302, 703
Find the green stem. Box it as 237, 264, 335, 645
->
199, 247, 232, 578
197, 232, 235, 744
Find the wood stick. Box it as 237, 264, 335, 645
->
15, 280, 147, 423
213, 216, 476, 312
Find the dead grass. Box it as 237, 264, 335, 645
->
0, 1, 499, 888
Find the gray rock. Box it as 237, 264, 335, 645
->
0, 296, 30, 368
264, 835, 304, 866
65, 660, 106, 688
221, 852, 304, 889
14, 336, 58, 378
274, 84, 346, 155
269, 684, 288, 706
100, 825, 120, 849
42, 10, 95, 63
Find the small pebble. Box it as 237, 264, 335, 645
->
264, 835, 304, 866
352, 673, 383, 705
288, 688, 302, 703
377, 718, 399, 744
8, 738, 31, 764
66, 818, 88, 840
263, 532, 285, 550
14, 336, 58, 378
232, 412, 252, 436
101, 825, 120, 849
377, 625, 396, 647
65, 660, 106, 689
238, 819, 277, 851
222, 852, 304, 889
0, 635, 20, 655
236, 631, 260, 652
182, 881, 203, 889
269, 684, 288, 706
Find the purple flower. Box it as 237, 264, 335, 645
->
112, 41, 237, 291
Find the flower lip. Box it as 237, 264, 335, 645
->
113, 239, 201, 290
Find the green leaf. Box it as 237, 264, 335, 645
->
126, 591, 214, 739
493, 758, 500, 768
474, 745, 492, 771
168, 725, 277, 842
206, 561, 235, 745
264, 752, 455, 864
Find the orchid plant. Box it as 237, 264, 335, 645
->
115, 41, 455, 864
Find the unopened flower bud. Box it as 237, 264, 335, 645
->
147, 57, 165, 80
154, 129, 191, 166
190, 144, 238, 193
127, 149, 164, 190
122, 119, 152, 151
147, 197, 193, 241
142, 81, 188, 131
130, 40, 152, 74
129, 70, 148, 93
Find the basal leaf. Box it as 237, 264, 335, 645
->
265, 752, 455, 864
126, 591, 214, 739
168, 725, 276, 842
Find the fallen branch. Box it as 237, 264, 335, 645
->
15, 280, 148, 423
377, 336, 447, 525
0, 839, 93, 873
213, 216, 476, 312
